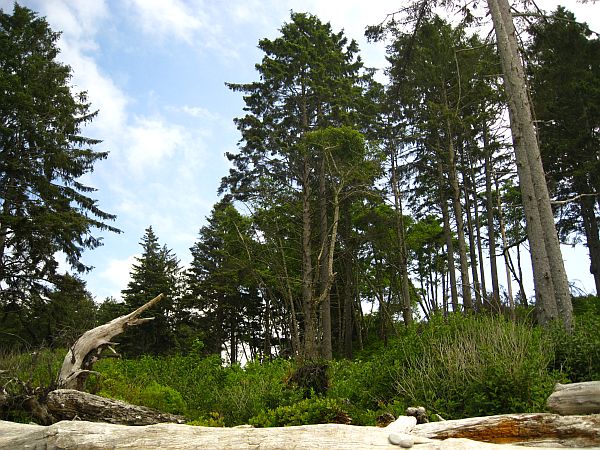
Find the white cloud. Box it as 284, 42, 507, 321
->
179, 105, 220, 121
98, 254, 139, 300
127, 0, 204, 44
125, 117, 186, 172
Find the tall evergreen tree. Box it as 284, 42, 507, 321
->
221, 12, 381, 359
120, 227, 181, 357
0, 5, 119, 326
185, 200, 264, 363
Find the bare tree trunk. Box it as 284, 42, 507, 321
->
462, 149, 482, 310
301, 156, 318, 359
318, 155, 333, 360
487, 0, 572, 328
484, 142, 501, 311
443, 95, 473, 311
438, 160, 459, 313
390, 145, 413, 326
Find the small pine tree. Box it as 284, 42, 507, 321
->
120, 227, 182, 357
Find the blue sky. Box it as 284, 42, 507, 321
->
1, 0, 598, 302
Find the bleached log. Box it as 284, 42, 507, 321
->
547, 381, 600, 415
58, 293, 165, 390
46, 389, 185, 426
412, 413, 600, 448
0, 419, 581, 450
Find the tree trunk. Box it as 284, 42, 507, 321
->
485, 144, 501, 310
443, 94, 472, 311
438, 160, 460, 313
581, 196, 600, 295
462, 149, 482, 309
318, 155, 333, 360
2, 413, 598, 449
413, 413, 600, 448
301, 155, 318, 359
487, 0, 573, 329
390, 145, 413, 326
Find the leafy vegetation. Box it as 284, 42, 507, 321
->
5, 308, 598, 426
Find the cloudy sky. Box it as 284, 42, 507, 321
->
1, 0, 598, 301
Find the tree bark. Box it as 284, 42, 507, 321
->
546, 381, 600, 416
390, 144, 413, 326
485, 145, 501, 310
2, 414, 598, 449
47, 389, 185, 425
413, 413, 600, 448
438, 160, 460, 313
58, 293, 165, 390
487, 0, 573, 329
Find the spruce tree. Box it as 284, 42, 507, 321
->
0, 5, 119, 323
120, 227, 181, 356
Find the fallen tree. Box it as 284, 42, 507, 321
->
546, 381, 600, 416
1, 413, 599, 449
46, 389, 185, 425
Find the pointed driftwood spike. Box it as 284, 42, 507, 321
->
57, 294, 166, 390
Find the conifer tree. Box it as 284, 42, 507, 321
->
0, 5, 119, 322
120, 227, 181, 356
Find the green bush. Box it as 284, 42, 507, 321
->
139, 382, 187, 415
215, 358, 303, 426
249, 397, 351, 427
549, 296, 600, 382
327, 314, 561, 421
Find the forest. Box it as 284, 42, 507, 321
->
1, 0, 600, 428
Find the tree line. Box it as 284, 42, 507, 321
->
1, 2, 599, 361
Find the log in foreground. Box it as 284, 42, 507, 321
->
547, 382, 600, 415
412, 413, 600, 448
1, 414, 599, 450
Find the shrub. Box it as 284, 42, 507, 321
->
215, 358, 303, 426
549, 296, 600, 382
249, 397, 351, 427
138, 382, 187, 415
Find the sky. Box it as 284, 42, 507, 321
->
1, 0, 599, 302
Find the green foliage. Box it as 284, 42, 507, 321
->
549, 296, 600, 382
210, 359, 302, 426
0, 347, 63, 390
138, 382, 186, 415
0, 4, 119, 335
249, 397, 351, 427
328, 315, 560, 421
120, 227, 182, 357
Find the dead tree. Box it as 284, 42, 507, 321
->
58, 293, 165, 390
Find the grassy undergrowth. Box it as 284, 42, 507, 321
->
2, 297, 598, 426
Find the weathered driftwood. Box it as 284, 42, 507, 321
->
547, 382, 600, 415
0, 419, 582, 450
58, 293, 165, 390
46, 389, 185, 425
412, 413, 600, 448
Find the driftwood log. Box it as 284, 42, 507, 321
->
1, 414, 599, 449
46, 389, 185, 425
58, 293, 165, 390
547, 381, 600, 415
